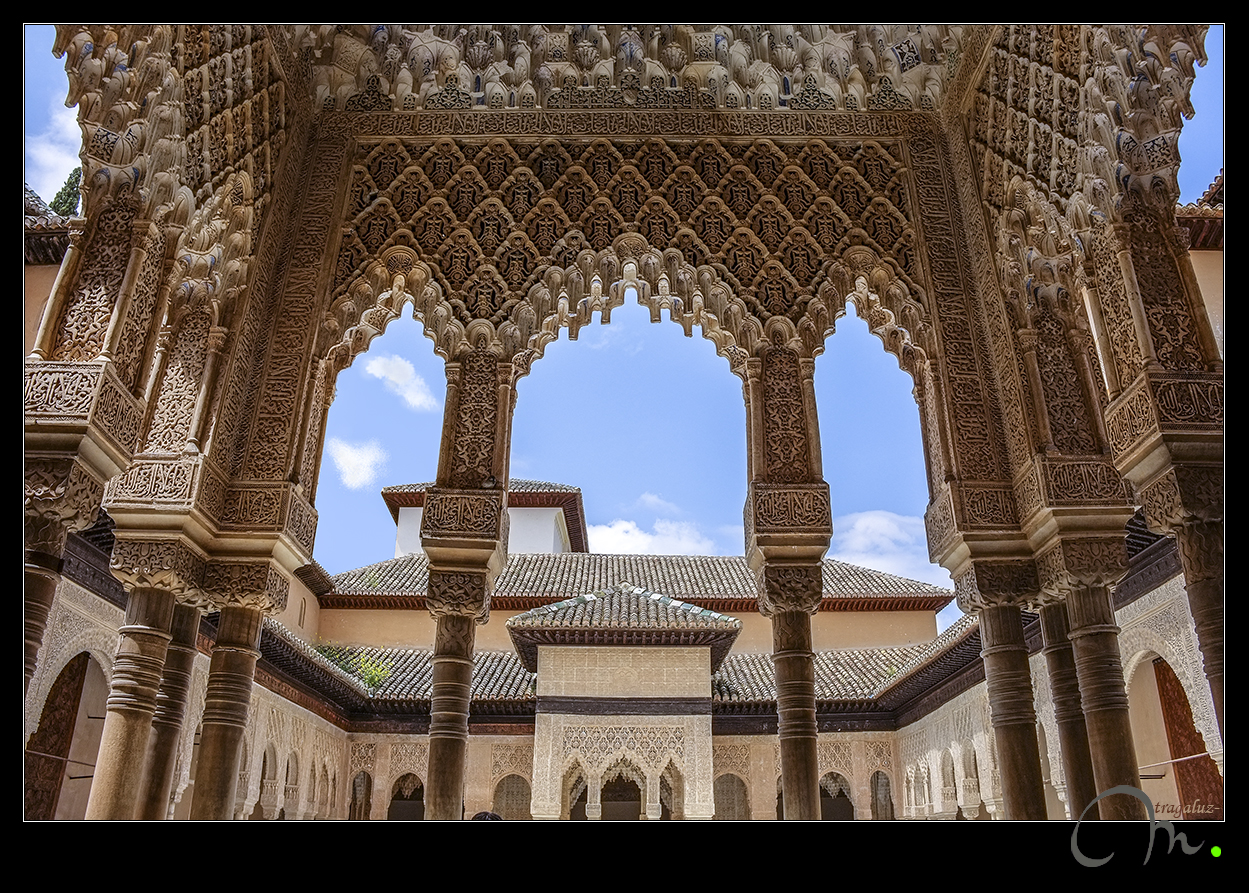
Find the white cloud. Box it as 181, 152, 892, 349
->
829, 510, 953, 590
25, 95, 82, 206
326, 438, 387, 490
364, 354, 439, 411
588, 519, 716, 555
635, 491, 681, 515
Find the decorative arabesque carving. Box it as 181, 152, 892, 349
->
24, 458, 107, 555
447, 350, 500, 489
759, 344, 811, 484
295, 26, 965, 115
142, 173, 254, 455
757, 565, 823, 618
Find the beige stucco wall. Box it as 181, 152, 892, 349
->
272, 574, 321, 641
1127, 659, 1182, 817
318, 608, 530, 649
1190, 249, 1224, 359
536, 645, 711, 698
318, 606, 938, 653
25, 263, 59, 354
729, 609, 938, 652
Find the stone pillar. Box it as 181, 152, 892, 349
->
760, 566, 823, 821
23, 457, 106, 694
1065, 583, 1146, 820
191, 604, 264, 820
585, 776, 602, 821
645, 773, 662, 821
85, 586, 177, 819
742, 338, 832, 821
1173, 518, 1223, 738
24, 555, 61, 696
420, 347, 516, 819
977, 603, 1047, 820
1037, 601, 1098, 819
426, 607, 476, 820
136, 603, 201, 819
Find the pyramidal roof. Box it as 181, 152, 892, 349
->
506, 582, 742, 671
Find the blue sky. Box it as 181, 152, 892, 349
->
26, 26, 1224, 631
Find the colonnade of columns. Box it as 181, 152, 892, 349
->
77, 548, 271, 820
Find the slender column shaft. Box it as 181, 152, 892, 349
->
1174, 520, 1223, 740
1065, 584, 1146, 820
190, 605, 263, 820
1039, 603, 1098, 819
24, 555, 60, 696
978, 604, 1047, 820
136, 604, 201, 819
772, 610, 819, 820
85, 587, 176, 819
426, 613, 475, 820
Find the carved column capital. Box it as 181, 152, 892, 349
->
953, 559, 1039, 613
1035, 535, 1128, 598
24, 455, 106, 556
202, 560, 290, 613
1138, 464, 1223, 533
756, 564, 823, 618
427, 569, 491, 623
110, 538, 206, 602
1064, 326, 1094, 354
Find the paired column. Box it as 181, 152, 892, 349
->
135, 603, 201, 819
84, 586, 177, 819
977, 602, 1047, 820
1065, 583, 1146, 819
1172, 518, 1224, 739
190, 604, 264, 820
24, 554, 61, 696
23, 457, 106, 695
1037, 602, 1098, 819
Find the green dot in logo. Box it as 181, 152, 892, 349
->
1211, 846, 1222, 858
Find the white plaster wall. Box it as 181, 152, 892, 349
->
397, 505, 569, 557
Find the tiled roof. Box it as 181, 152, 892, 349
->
506, 583, 742, 670
381, 479, 580, 493
309, 640, 535, 702
507, 583, 741, 631
24, 183, 72, 264
712, 644, 928, 702
257, 614, 982, 716
328, 552, 952, 611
